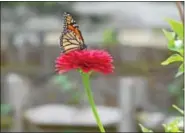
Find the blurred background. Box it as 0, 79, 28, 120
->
1, 1, 184, 132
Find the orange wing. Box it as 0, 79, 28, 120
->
60, 12, 86, 53
64, 12, 84, 41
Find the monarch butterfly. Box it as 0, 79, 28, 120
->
60, 12, 87, 53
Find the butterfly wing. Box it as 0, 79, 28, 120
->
60, 12, 87, 53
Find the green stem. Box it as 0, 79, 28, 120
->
81, 72, 106, 132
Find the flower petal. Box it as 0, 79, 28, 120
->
55, 49, 114, 74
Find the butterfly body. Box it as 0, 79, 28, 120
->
60, 12, 87, 53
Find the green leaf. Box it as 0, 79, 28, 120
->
178, 63, 184, 72
163, 30, 184, 55
168, 46, 177, 52
139, 124, 153, 132
163, 117, 183, 132
161, 54, 183, 65
178, 49, 184, 56
172, 104, 184, 115
162, 30, 183, 55
103, 29, 117, 45
168, 46, 184, 56
53, 75, 74, 92
162, 29, 175, 41
166, 18, 183, 40
175, 64, 184, 78
168, 40, 175, 49
175, 71, 183, 78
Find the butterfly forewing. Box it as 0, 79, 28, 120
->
60, 12, 87, 53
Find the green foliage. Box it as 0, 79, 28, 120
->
176, 64, 184, 77
161, 18, 184, 108
166, 18, 183, 40
139, 105, 183, 132
163, 118, 182, 132
172, 104, 184, 115
52, 75, 83, 104
161, 19, 184, 78
162, 29, 183, 55
161, 18, 184, 132
161, 54, 183, 65
139, 124, 153, 132
53, 75, 73, 92
103, 29, 118, 46
168, 76, 184, 108
140, 18, 184, 133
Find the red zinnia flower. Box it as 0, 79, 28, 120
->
55, 50, 114, 74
